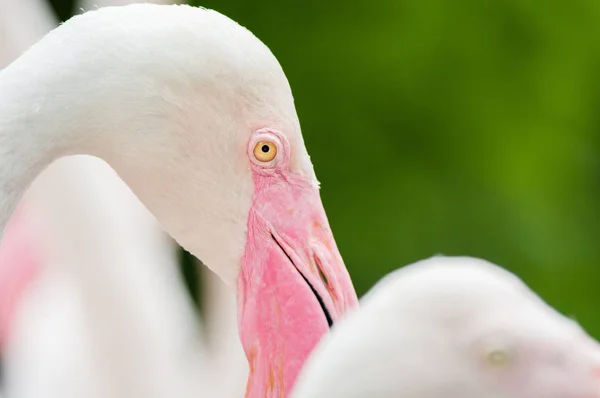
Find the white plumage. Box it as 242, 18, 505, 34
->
292, 256, 600, 398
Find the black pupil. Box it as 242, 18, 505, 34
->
261, 144, 270, 153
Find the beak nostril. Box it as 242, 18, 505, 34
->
317, 262, 329, 286
313, 254, 336, 300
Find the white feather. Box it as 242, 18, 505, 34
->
292, 256, 600, 398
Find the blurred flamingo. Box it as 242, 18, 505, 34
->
292, 256, 600, 398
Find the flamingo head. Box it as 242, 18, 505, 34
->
292, 256, 600, 398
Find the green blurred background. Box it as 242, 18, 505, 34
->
47, 0, 600, 335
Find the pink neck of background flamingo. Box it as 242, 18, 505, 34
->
0, 206, 42, 352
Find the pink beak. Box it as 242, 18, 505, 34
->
238, 172, 358, 397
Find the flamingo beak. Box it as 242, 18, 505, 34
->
237, 176, 358, 397
266, 214, 356, 327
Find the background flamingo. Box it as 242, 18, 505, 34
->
292, 256, 600, 398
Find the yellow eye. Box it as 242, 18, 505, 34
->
253, 141, 277, 162
486, 349, 510, 367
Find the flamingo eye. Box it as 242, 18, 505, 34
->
253, 141, 277, 162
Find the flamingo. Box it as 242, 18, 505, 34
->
0, 4, 358, 396
0, 1, 245, 397
292, 256, 600, 398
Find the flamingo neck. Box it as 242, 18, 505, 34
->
0, 9, 169, 237
0, 16, 127, 233
0, 65, 93, 234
